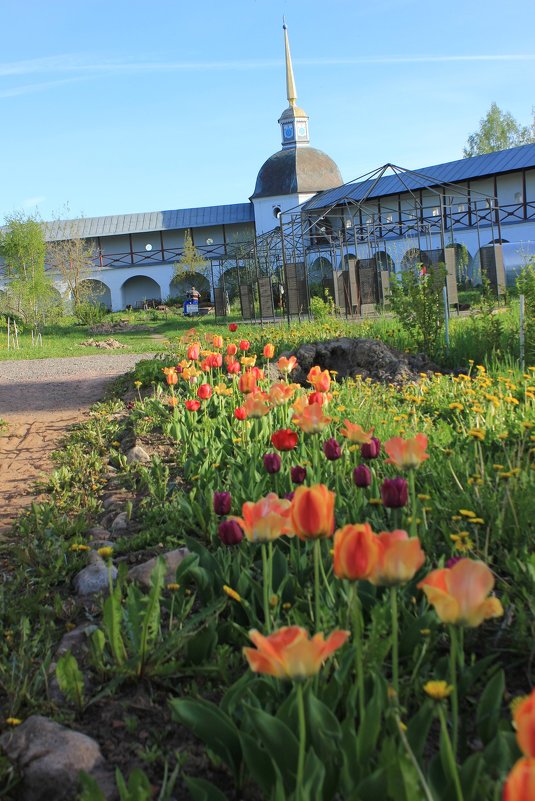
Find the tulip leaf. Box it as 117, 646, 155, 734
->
243, 703, 299, 790
355, 767, 388, 800
271, 546, 288, 591
356, 680, 384, 766
459, 753, 484, 801
169, 698, 242, 780
240, 731, 276, 795
406, 699, 434, 760
305, 687, 342, 757
476, 668, 504, 744
183, 776, 229, 801
300, 748, 326, 801
184, 620, 218, 664
482, 730, 520, 775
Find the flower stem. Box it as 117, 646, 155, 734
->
296, 682, 306, 800
408, 470, 417, 538
350, 582, 365, 721
437, 703, 464, 801
449, 625, 459, 755
313, 539, 321, 629
395, 712, 436, 801
262, 543, 271, 633
391, 586, 399, 697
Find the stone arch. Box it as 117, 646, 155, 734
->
445, 243, 472, 285
309, 256, 332, 284
374, 250, 395, 273
169, 272, 211, 303
121, 275, 161, 308
339, 252, 356, 270
217, 266, 243, 300
78, 279, 112, 309
400, 247, 430, 272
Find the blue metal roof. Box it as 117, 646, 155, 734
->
43, 202, 255, 242
304, 143, 535, 211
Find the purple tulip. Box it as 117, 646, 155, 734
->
380, 477, 408, 508
353, 464, 372, 488
323, 437, 342, 461
263, 453, 282, 474
446, 555, 463, 569
218, 519, 244, 546
291, 465, 307, 485
285, 491, 295, 501
213, 491, 232, 516
361, 437, 381, 460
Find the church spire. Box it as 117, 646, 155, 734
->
278, 21, 310, 149
283, 20, 297, 107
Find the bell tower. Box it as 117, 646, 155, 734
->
278, 22, 310, 149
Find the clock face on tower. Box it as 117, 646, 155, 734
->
283, 123, 294, 140
297, 123, 307, 137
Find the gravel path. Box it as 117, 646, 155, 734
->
0, 353, 154, 533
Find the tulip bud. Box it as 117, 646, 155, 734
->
239, 340, 250, 351
197, 383, 212, 400
323, 437, 342, 461
361, 437, 381, 459
353, 464, 372, 488
218, 519, 244, 545
380, 477, 408, 508
234, 407, 247, 420
185, 399, 201, 412
213, 491, 232, 516
228, 323, 238, 332
291, 465, 307, 485
263, 343, 275, 359
166, 372, 178, 386
263, 453, 282, 474
285, 491, 295, 501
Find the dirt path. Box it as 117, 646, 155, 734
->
0, 354, 152, 534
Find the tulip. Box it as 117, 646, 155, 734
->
307, 365, 331, 393
361, 437, 381, 459
515, 688, 535, 757
271, 428, 298, 451
323, 437, 342, 461
239, 339, 250, 351
228, 323, 238, 332
227, 343, 238, 356
384, 433, 429, 470
333, 523, 380, 581
277, 355, 298, 375
238, 370, 257, 394
227, 361, 240, 375
353, 464, 372, 488
263, 343, 275, 359
213, 491, 232, 516
231, 493, 292, 543
234, 406, 246, 420
372, 530, 425, 587
340, 419, 374, 444
243, 391, 271, 418
269, 382, 297, 405
291, 484, 335, 541
292, 403, 332, 434
308, 391, 326, 406
187, 343, 200, 361
381, 477, 408, 508
503, 758, 535, 801
218, 519, 243, 545
166, 371, 178, 386
204, 352, 222, 369
197, 383, 212, 400
263, 453, 282, 474
185, 399, 201, 412
244, 626, 349, 680
241, 355, 257, 368
417, 558, 503, 628
212, 334, 223, 349
291, 465, 307, 485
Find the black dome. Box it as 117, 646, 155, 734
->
251, 147, 343, 199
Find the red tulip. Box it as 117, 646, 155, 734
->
185, 399, 201, 412
271, 429, 298, 451
239, 340, 250, 351
291, 484, 335, 540
187, 343, 200, 361
197, 383, 212, 400
234, 407, 247, 420
227, 343, 238, 356
229, 323, 238, 332
238, 370, 257, 394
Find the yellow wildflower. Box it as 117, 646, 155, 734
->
167, 583, 180, 591
424, 681, 454, 700
5, 718, 22, 726
223, 585, 241, 602
97, 546, 114, 559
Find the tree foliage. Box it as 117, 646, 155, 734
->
0, 212, 58, 330
388, 263, 447, 355
463, 102, 535, 157
46, 217, 98, 309
173, 230, 208, 281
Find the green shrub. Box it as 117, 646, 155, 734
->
388, 263, 446, 355
74, 301, 108, 325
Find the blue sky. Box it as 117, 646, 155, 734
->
1, 0, 534, 223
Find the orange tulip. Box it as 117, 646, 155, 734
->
231, 492, 292, 542
165, 370, 178, 386
515, 689, 535, 758
292, 403, 332, 434
268, 382, 297, 406
243, 626, 349, 680
243, 390, 271, 418
227, 343, 238, 356
277, 355, 298, 375
187, 343, 200, 361
307, 365, 331, 393
291, 484, 335, 540
372, 530, 425, 586
417, 558, 503, 627
333, 523, 381, 581
212, 335, 224, 349
263, 343, 275, 359
340, 419, 374, 444
384, 433, 429, 469
503, 758, 535, 801
238, 370, 257, 394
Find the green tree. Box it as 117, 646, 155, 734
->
173, 230, 208, 282
463, 102, 535, 157
0, 212, 58, 333
388, 263, 447, 355
46, 216, 98, 310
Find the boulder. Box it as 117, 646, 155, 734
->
128, 547, 190, 589
0, 715, 116, 801
74, 559, 117, 597
125, 445, 151, 464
